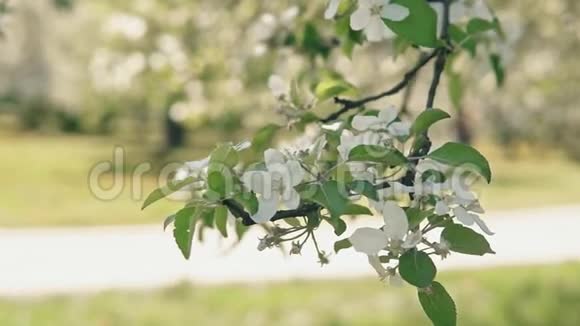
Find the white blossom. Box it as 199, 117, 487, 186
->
349, 201, 422, 256
350, 0, 409, 42
325, 0, 342, 20
242, 149, 305, 223
351, 106, 410, 137
268, 75, 290, 98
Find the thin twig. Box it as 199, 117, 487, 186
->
321, 50, 438, 123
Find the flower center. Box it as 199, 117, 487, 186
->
370, 4, 384, 16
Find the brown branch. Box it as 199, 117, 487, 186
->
321, 50, 438, 123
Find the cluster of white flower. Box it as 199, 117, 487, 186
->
325, 0, 410, 42
248, 7, 300, 56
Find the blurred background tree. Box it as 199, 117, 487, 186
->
0, 0, 579, 159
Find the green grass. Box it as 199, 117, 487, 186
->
1, 263, 579, 325
1, 134, 579, 226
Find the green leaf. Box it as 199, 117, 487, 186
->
441, 224, 495, 256
399, 250, 437, 288
163, 214, 176, 231
234, 190, 259, 215
330, 217, 347, 236
298, 180, 348, 219
210, 144, 239, 168
348, 180, 379, 201
206, 164, 229, 199
283, 217, 302, 227
467, 18, 495, 35
315, 78, 357, 101
489, 53, 505, 87
348, 145, 408, 166
252, 124, 280, 153
343, 204, 373, 216
406, 207, 433, 229
235, 219, 249, 240
448, 24, 477, 57
214, 206, 228, 238
411, 109, 451, 135
334, 238, 352, 254
428, 142, 492, 183
142, 177, 196, 210
418, 282, 457, 326
173, 207, 199, 259
384, 0, 438, 48
447, 71, 463, 110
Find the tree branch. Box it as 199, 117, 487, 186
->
231, 0, 454, 226
321, 50, 438, 123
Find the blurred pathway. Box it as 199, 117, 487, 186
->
1, 205, 579, 297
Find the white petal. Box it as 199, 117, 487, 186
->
282, 188, 301, 210
367, 255, 388, 279
358, 0, 374, 9
383, 26, 396, 39
472, 214, 495, 235
389, 273, 404, 287
435, 200, 449, 216
382, 201, 409, 241
364, 16, 386, 42
264, 148, 286, 170
454, 206, 475, 226
241, 170, 270, 194
268, 75, 288, 97
350, 7, 371, 31
184, 157, 210, 171
324, 0, 341, 19
402, 230, 423, 249
378, 106, 399, 124
349, 227, 389, 255
234, 140, 252, 151
251, 195, 280, 223
352, 115, 380, 131
388, 122, 411, 137
467, 200, 486, 214
284, 160, 305, 186
381, 3, 410, 22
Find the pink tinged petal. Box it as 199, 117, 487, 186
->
435, 200, 449, 216
454, 206, 475, 226
472, 214, 495, 235
382, 201, 409, 241
281, 188, 301, 210
350, 7, 371, 31
349, 227, 389, 255
324, 0, 341, 19
241, 170, 270, 194
352, 115, 380, 131
251, 194, 280, 223
364, 17, 386, 42
378, 106, 399, 124
264, 148, 286, 170
402, 230, 423, 249
381, 3, 410, 22
367, 255, 388, 280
